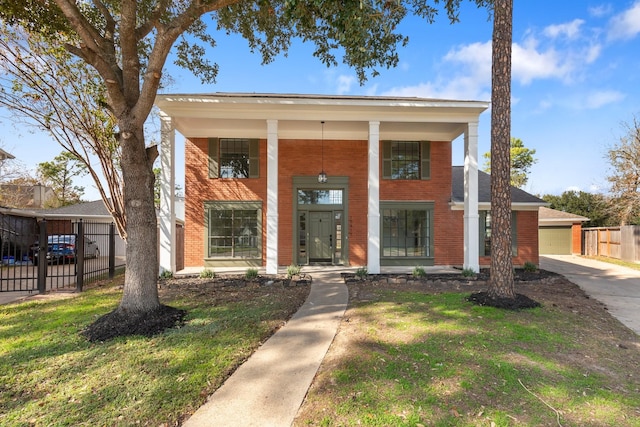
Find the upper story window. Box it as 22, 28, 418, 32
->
382, 140, 431, 180
208, 138, 259, 179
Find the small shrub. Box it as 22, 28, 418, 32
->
461, 268, 476, 278
355, 266, 368, 279
287, 264, 301, 278
523, 261, 537, 272
245, 268, 259, 280
412, 266, 427, 278
159, 270, 173, 279
199, 268, 216, 279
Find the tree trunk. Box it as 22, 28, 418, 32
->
117, 123, 160, 313
488, 0, 515, 299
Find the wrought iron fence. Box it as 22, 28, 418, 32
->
0, 212, 123, 294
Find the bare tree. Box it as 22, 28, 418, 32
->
606, 115, 640, 225
0, 26, 125, 235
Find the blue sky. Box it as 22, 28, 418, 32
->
1, 0, 639, 201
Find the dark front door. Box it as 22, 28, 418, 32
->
309, 211, 332, 263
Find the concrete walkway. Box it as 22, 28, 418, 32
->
541, 255, 640, 335
183, 269, 348, 427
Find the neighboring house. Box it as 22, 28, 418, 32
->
155, 93, 546, 274
38, 199, 128, 258
0, 183, 56, 209
538, 206, 589, 255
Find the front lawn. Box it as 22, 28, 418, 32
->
294, 276, 640, 426
0, 274, 309, 426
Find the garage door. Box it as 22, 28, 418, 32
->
539, 227, 572, 255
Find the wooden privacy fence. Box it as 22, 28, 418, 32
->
583, 226, 640, 262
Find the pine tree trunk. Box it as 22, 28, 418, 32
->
488, 0, 515, 300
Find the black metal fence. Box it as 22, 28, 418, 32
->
0, 213, 122, 294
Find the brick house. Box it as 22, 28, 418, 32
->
155, 93, 546, 274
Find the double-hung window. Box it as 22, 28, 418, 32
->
208, 138, 259, 178
205, 201, 262, 260
382, 140, 431, 180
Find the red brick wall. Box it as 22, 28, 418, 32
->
183, 136, 539, 268
184, 138, 268, 267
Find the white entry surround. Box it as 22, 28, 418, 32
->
155, 93, 489, 274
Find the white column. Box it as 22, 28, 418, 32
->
159, 113, 176, 274
266, 120, 279, 274
367, 121, 381, 274
463, 121, 480, 272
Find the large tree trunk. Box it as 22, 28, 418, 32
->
488, 0, 515, 299
117, 123, 160, 313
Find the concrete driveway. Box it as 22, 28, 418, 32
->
541, 255, 640, 335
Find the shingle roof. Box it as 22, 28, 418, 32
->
451, 166, 546, 205
42, 199, 111, 217
539, 206, 589, 222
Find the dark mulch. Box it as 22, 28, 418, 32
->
81, 304, 187, 342
466, 291, 541, 310
342, 268, 560, 310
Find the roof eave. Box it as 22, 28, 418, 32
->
450, 202, 548, 211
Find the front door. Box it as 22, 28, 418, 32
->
309, 211, 332, 263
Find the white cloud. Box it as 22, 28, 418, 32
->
589, 4, 613, 18
336, 75, 355, 95
585, 44, 602, 63
383, 41, 491, 100
584, 90, 625, 108
608, 1, 640, 40
512, 38, 567, 84
382, 77, 490, 101
323, 71, 356, 95
380, 17, 607, 102
543, 19, 585, 39
443, 41, 492, 74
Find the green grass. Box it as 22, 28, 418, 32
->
295, 291, 640, 427
0, 275, 308, 426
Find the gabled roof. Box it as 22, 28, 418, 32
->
0, 148, 15, 160
539, 206, 589, 226
451, 166, 547, 210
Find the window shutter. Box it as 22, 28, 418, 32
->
249, 139, 259, 178
479, 211, 487, 256
382, 140, 392, 179
421, 141, 431, 180
511, 211, 518, 256
208, 138, 219, 178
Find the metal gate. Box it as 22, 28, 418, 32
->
0, 213, 120, 294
